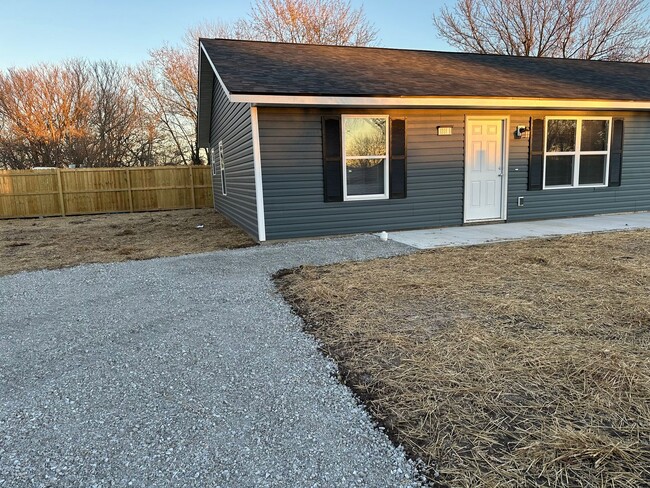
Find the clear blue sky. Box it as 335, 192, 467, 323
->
0, 0, 452, 69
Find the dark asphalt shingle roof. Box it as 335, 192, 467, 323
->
200, 38, 650, 101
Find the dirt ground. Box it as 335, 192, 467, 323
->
276, 230, 650, 487
1, 209, 254, 276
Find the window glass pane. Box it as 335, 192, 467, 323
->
344, 117, 387, 157
546, 119, 577, 152
579, 155, 606, 185
211, 149, 217, 176
545, 155, 573, 186
346, 158, 385, 196
581, 120, 609, 152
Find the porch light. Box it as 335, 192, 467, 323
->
437, 125, 453, 136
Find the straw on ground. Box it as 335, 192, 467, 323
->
1, 209, 254, 276
276, 230, 650, 486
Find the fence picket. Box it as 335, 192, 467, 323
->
56, 169, 66, 217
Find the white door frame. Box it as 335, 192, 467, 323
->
463, 115, 510, 223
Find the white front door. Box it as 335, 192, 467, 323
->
464, 118, 506, 222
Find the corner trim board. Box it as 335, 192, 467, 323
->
250, 106, 266, 242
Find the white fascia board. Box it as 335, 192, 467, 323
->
250, 106, 266, 242
229, 94, 650, 111
199, 42, 232, 101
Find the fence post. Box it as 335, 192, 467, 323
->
125, 167, 134, 213
55, 168, 66, 217
188, 164, 196, 209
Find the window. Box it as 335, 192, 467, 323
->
218, 140, 226, 195
342, 115, 389, 200
210, 147, 217, 176
544, 117, 611, 188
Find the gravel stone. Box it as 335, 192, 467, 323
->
0, 235, 424, 487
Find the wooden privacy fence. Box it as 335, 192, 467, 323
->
0, 166, 214, 219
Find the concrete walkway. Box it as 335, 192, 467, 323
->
386, 212, 650, 249
0, 236, 423, 488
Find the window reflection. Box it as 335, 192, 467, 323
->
547, 119, 576, 152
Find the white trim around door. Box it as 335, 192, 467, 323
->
464, 116, 509, 223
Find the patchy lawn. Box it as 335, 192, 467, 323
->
1, 209, 254, 276
276, 230, 650, 487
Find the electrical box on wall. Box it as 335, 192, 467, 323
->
517, 196, 525, 207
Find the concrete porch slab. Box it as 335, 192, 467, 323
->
384, 212, 650, 250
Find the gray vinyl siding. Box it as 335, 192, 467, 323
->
507, 112, 650, 220
259, 108, 465, 240
259, 108, 650, 240
210, 78, 258, 240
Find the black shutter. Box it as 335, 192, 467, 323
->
608, 118, 624, 187
528, 117, 545, 191
389, 118, 407, 199
322, 116, 343, 202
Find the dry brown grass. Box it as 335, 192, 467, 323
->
276, 230, 650, 487
0, 209, 254, 276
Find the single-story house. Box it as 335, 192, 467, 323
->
197, 38, 650, 242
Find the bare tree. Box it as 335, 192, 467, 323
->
0, 60, 162, 169
132, 22, 234, 166
434, 0, 650, 61
132, 50, 197, 165
88, 61, 143, 167
242, 0, 378, 46
0, 60, 93, 168
183, 20, 244, 46
134, 4, 378, 167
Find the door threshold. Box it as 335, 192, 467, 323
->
463, 219, 506, 226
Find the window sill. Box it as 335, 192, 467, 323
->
343, 194, 389, 202
542, 184, 608, 190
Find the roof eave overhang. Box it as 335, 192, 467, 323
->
200, 42, 232, 102
229, 93, 650, 111
198, 41, 238, 149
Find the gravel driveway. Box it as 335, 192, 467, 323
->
0, 236, 423, 487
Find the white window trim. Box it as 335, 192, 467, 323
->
341, 114, 390, 201
543, 116, 612, 190
218, 140, 227, 196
